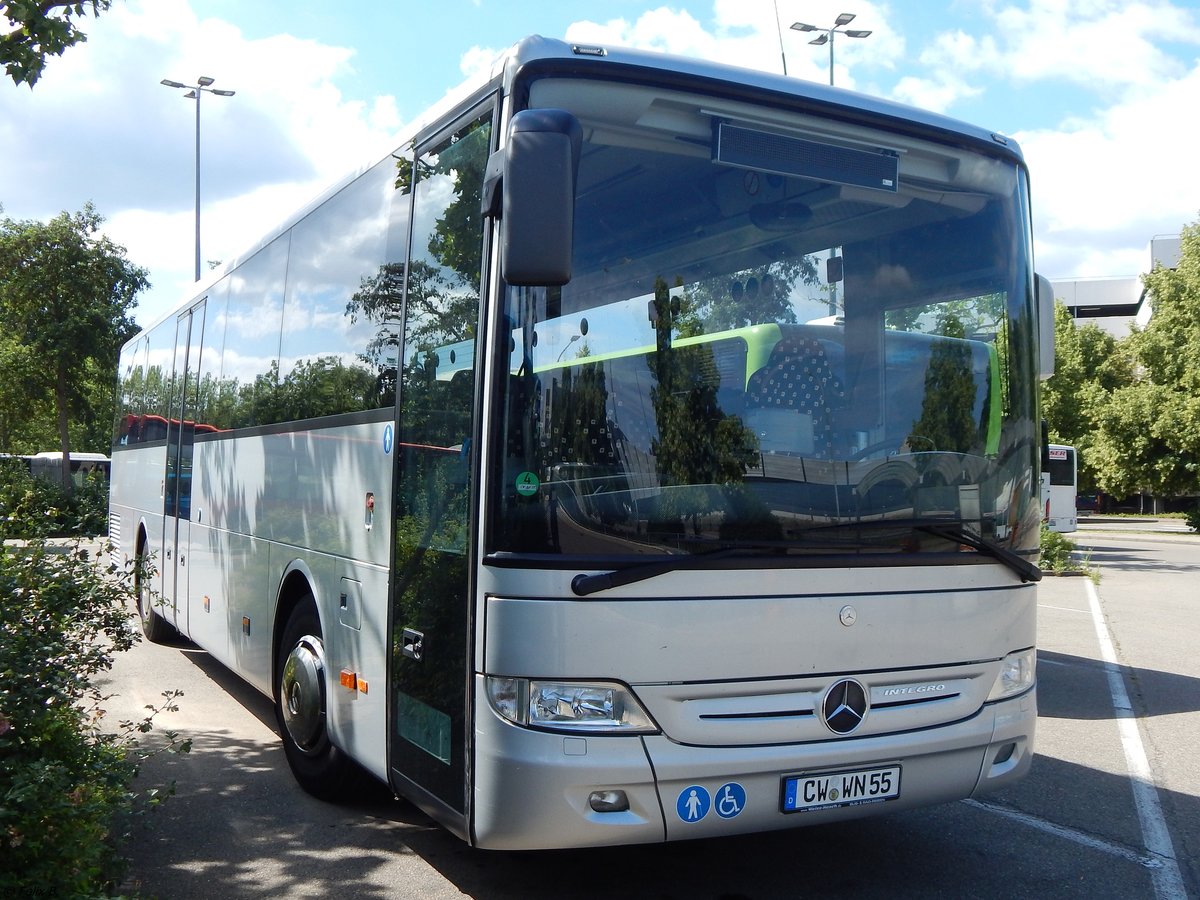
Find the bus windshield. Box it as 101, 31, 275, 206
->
490, 76, 1040, 563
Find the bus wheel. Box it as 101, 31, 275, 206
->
135, 539, 176, 644
275, 599, 362, 800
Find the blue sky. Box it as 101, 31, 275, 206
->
2, 0, 1199, 327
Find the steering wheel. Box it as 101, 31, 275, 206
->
848, 434, 936, 461
849, 439, 903, 461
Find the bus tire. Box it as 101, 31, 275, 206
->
135, 538, 176, 644
275, 598, 363, 801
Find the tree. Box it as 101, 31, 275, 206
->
685, 257, 817, 330
0, 332, 54, 451
910, 314, 984, 454
1039, 300, 1132, 492
1, 1, 112, 87
0, 203, 145, 487
1087, 218, 1200, 498
647, 277, 759, 534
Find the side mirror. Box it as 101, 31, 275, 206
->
1036, 273, 1055, 380
483, 108, 582, 286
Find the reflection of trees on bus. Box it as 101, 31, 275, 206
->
248, 358, 380, 425
909, 314, 986, 455
648, 278, 760, 534
387, 114, 491, 785
682, 257, 820, 330
345, 261, 404, 406
118, 354, 383, 442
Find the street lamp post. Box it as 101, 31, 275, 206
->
160, 76, 236, 282
791, 13, 873, 86
791, 14, 871, 315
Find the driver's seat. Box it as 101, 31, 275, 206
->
745, 335, 843, 457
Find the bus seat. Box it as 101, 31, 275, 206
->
745, 335, 843, 457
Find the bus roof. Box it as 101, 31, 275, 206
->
133, 34, 1026, 339
501, 35, 1023, 159
31, 451, 111, 462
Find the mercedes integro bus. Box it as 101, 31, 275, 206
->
109, 35, 1054, 850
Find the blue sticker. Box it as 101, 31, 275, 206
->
383, 424, 394, 454
714, 782, 746, 819
676, 785, 710, 822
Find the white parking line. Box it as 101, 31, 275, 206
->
1084, 578, 1187, 900
1037, 603, 1090, 614
1034, 656, 1073, 667
963, 798, 1159, 869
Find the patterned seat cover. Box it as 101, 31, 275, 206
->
746, 335, 843, 456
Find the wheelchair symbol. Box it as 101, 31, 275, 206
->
715, 782, 746, 819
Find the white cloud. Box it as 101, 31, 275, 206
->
563, 1, 901, 88
459, 44, 502, 81
565, 6, 766, 74
0, 0, 406, 327
1018, 60, 1200, 276
3, 0, 1198, 327
989, 0, 1200, 88
891, 29, 995, 112
892, 71, 984, 112
902, 0, 1200, 105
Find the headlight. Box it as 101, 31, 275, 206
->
987, 648, 1036, 702
486, 677, 658, 734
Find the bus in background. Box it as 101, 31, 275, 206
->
1042, 444, 1078, 533
108, 36, 1054, 850
9, 451, 112, 486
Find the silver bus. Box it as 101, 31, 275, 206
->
110, 35, 1053, 850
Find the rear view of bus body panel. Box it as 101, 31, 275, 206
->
472, 563, 1035, 850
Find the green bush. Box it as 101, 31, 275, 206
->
0, 457, 109, 538
1186, 504, 1200, 533
0, 522, 187, 895
1039, 524, 1087, 574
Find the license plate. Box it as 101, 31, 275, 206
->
782, 765, 901, 813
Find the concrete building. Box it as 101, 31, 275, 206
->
1051, 234, 1181, 337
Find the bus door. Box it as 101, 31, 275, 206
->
388, 107, 492, 823
161, 300, 206, 634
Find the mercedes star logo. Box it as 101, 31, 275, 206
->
822, 678, 868, 735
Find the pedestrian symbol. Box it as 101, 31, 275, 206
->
676, 785, 710, 822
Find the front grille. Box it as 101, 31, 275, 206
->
636, 664, 992, 746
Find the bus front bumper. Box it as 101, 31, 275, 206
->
468, 680, 1035, 850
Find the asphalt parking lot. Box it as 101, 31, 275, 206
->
102, 525, 1198, 899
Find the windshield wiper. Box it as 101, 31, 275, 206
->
796, 517, 1042, 584
571, 546, 755, 596
914, 521, 1042, 583
569, 521, 1039, 596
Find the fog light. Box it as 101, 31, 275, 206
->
993, 742, 1016, 765
588, 790, 630, 812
